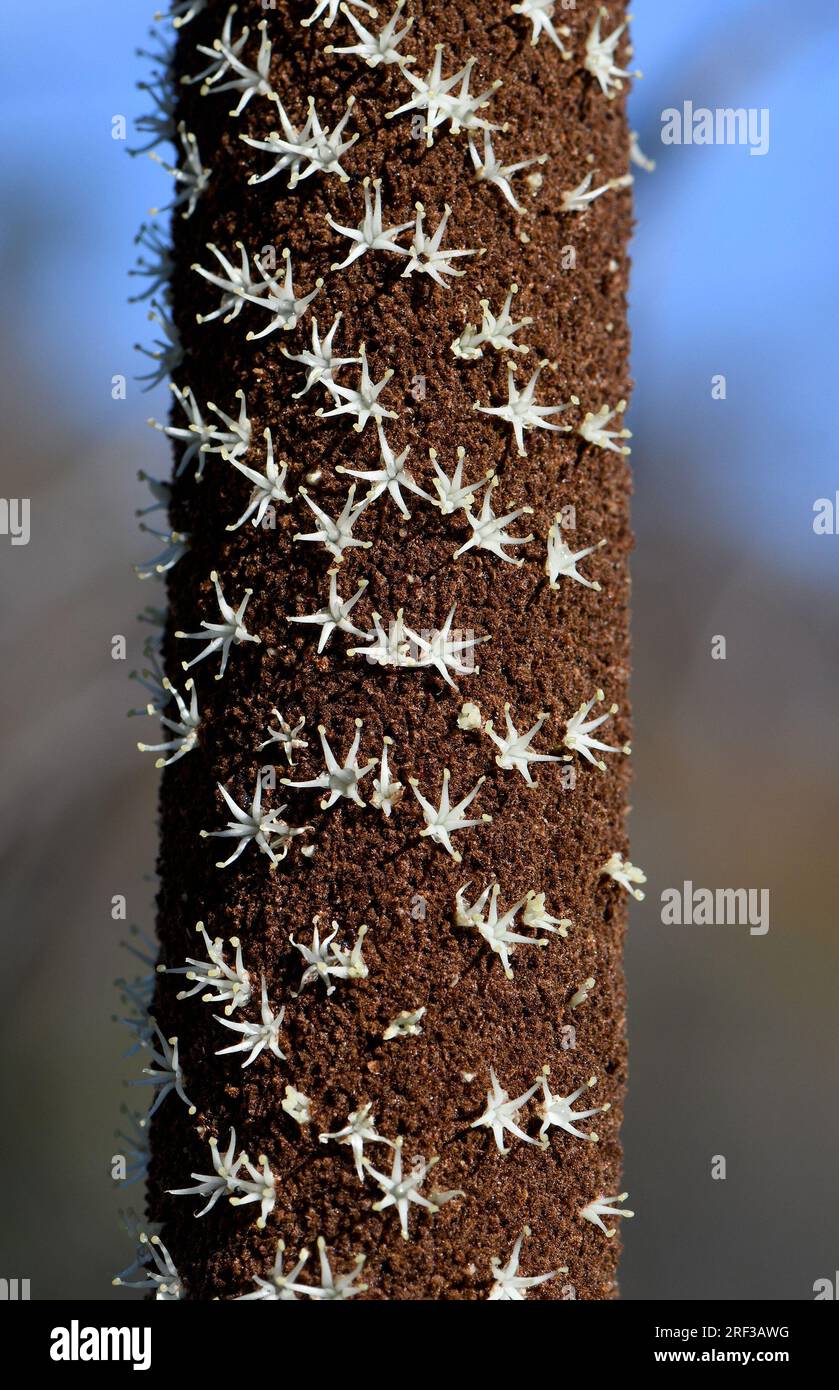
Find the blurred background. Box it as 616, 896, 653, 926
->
0, 0, 836, 1301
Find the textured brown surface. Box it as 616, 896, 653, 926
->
149, 0, 634, 1299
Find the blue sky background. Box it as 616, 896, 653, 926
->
0, 1, 837, 1302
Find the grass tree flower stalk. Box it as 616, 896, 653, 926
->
124, 0, 639, 1300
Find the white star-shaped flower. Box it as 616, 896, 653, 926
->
580, 1192, 635, 1236
200, 775, 311, 868
294, 483, 372, 560
200, 16, 277, 115
511, 0, 572, 57
229, 1152, 277, 1227
259, 707, 308, 765
401, 202, 482, 287
409, 768, 491, 861
562, 168, 633, 212
288, 570, 368, 652
149, 383, 215, 479
455, 477, 534, 565
113, 1233, 182, 1300
386, 44, 501, 146
563, 690, 630, 768
244, 248, 322, 340
325, 1, 415, 67
215, 976, 286, 1068
584, 6, 641, 99
128, 222, 173, 302
455, 882, 547, 977
319, 1102, 393, 1181
282, 719, 375, 809
165, 922, 251, 1013
488, 1226, 566, 1301
301, 0, 376, 28
475, 360, 572, 456
287, 96, 360, 187
149, 122, 211, 218
468, 130, 548, 214
237, 1240, 310, 1301
134, 1023, 196, 1119
546, 520, 606, 590
193, 241, 266, 324
406, 605, 490, 687
176, 571, 259, 679
600, 851, 646, 900
577, 400, 632, 454
295, 1238, 368, 1300
485, 704, 568, 783
280, 312, 359, 398
538, 1072, 609, 1143
327, 177, 413, 269
291, 918, 369, 995
185, 7, 247, 88
168, 1128, 243, 1216
452, 284, 533, 359
427, 446, 493, 514
137, 677, 200, 767
348, 609, 418, 668
317, 344, 398, 433
135, 299, 183, 391
336, 424, 432, 519
241, 98, 317, 186
227, 429, 292, 530
471, 1068, 541, 1154
371, 736, 404, 816
363, 1138, 441, 1240
134, 526, 189, 581
204, 390, 253, 462
522, 891, 571, 937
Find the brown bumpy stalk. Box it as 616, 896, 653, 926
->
143, 0, 636, 1300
